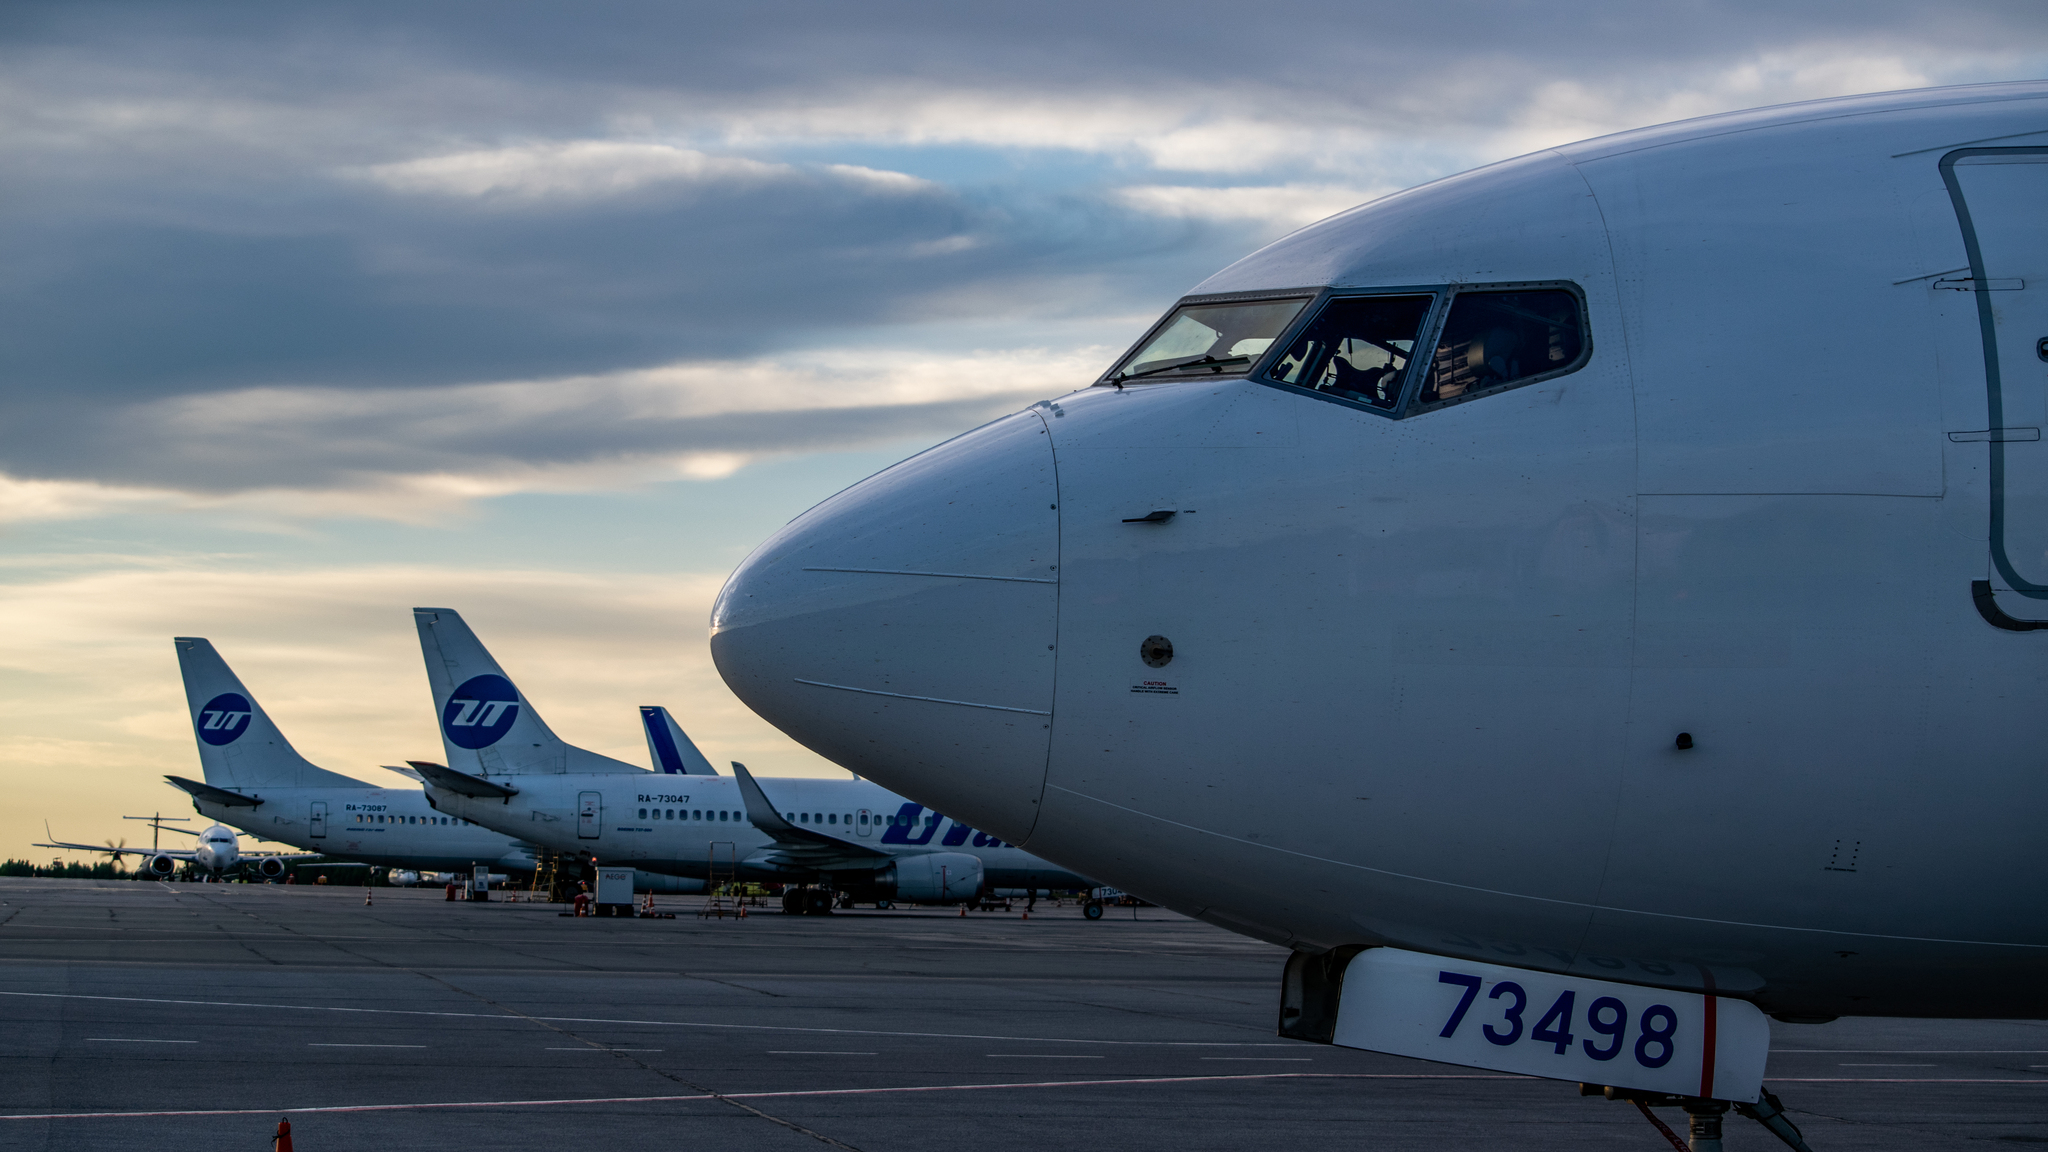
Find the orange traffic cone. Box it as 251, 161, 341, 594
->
273, 1117, 293, 1152
363, 890, 372, 906
958, 906, 966, 917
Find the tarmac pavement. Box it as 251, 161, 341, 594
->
2, 878, 2044, 1151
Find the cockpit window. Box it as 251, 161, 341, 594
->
1415, 288, 1585, 410
1265, 294, 1434, 410
1105, 297, 1310, 383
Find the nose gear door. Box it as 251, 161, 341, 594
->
1944, 148, 2048, 617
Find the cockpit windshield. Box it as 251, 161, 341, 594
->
1265, 294, 1434, 410
1106, 297, 1310, 383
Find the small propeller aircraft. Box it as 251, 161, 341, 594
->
35, 813, 365, 881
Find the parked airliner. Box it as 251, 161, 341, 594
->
170, 636, 540, 875
411, 607, 1091, 906
708, 82, 2048, 1119
35, 819, 274, 879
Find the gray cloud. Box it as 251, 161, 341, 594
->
2, 0, 2043, 501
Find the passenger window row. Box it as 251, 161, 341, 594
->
635, 808, 742, 821
353, 814, 461, 825
1104, 283, 1586, 415
628, 807, 872, 828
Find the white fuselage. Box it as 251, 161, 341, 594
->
709, 83, 2048, 1020
190, 825, 240, 872
193, 787, 536, 874
425, 773, 1089, 890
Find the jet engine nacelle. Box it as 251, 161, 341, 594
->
147, 854, 177, 877
882, 852, 982, 903
257, 857, 287, 879
632, 871, 707, 896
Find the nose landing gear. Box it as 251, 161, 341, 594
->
1583, 1085, 1815, 1152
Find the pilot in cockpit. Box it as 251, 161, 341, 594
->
1326, 345, 1403, 406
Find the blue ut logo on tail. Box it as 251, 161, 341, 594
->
442, 675, 520, 749
196, 693, 253, 746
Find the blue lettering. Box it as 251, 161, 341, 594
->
879, 803, 940, 845
941, 821, 972, 847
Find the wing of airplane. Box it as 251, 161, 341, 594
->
35, 823, 352, 865
32, 836, 203, 861
730, 762, 890, 871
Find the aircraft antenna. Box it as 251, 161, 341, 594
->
124, 812, 191, 851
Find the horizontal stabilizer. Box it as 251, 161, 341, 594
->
381, 764, 427, 782
408, 760, 519, 800
164, 775, 263, 807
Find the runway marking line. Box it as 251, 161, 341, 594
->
5, 1070, 2037, 1120
1766, 1078, 2048, 1084
309, 1044, 426, 1049
0, 1072, 1536, 1121
0, 989, 1291, 1048
84, 1038, 196, 1044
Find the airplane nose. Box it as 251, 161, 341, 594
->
712, 410, 1058, 844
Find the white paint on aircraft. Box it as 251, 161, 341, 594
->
410, 608, 1090, 900
708, 83, 2048, 1031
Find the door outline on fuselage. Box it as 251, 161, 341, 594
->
309, 801, 327, 839
1942, 146, 2048, 610
577, 791, 601, 840
856, 808, 871, 837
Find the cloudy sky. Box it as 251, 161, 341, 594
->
4, 1, 2044, 861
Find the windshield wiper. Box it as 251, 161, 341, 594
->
1111, 354, 1251, 384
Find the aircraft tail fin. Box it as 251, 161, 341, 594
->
640, 706, 719, 775
412, 608, 644, 777
172, 638, 368, 791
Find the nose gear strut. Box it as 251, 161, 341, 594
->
1584, 1085, 1816, 1151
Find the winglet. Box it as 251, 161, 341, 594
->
730, 763, 797, 834
408, 760, 519, 800
729, 763, 890, 862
